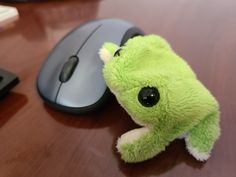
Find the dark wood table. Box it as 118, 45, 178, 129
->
0, 0, 235, 176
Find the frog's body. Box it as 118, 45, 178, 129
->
99, 35, 220, 163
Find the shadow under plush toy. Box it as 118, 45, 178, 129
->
99, 35, 220, 163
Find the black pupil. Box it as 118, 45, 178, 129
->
114, 48, 122, 57
138, 87, 160, 107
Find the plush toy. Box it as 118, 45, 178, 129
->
99, 35, 220, 163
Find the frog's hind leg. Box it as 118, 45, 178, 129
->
185, 111, 220, 161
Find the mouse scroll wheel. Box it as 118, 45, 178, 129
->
59, 56, 79, 82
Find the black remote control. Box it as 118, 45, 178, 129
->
0, 69, 19, 98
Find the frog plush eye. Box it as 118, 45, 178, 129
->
114, 48, 122, 57
138, 87, 160, 107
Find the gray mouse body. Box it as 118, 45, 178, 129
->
37, 19, 143, 114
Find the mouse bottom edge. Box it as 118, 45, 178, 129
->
38, 88, 113, 115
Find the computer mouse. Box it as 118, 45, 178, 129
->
37, 18, 144, 114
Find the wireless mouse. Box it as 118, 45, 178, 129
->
37, 18, 144, 114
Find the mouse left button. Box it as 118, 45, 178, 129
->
59, 56, 79, 82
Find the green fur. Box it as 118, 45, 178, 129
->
100, 35, 220, 163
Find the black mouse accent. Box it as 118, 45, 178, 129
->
59, 56, 79, 82
120, 27, 144, 45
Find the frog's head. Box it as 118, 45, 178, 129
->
99, 35, 196, 127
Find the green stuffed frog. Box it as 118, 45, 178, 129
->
99, 35, 220, 163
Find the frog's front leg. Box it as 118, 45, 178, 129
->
117, 127, 168, 163
185, 111, 220, 161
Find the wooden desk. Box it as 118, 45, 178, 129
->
0, 0, 235, 176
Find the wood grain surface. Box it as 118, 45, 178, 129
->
0, 0, 235, 177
